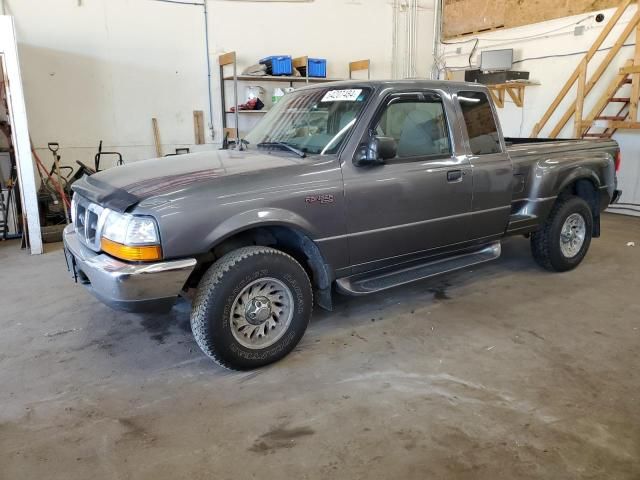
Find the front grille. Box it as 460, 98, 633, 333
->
86, 209, 99, 244
73, 195, 105, 252
76, 202, 87, 238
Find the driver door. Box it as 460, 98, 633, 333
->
341, 89, 473, 271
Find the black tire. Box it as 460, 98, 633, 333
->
530, 195, 593, 272
190, 246, 313, 370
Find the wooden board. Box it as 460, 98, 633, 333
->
444, 0, 620, 39
608, 120, 640, 128
349, 59, 370, 79
223, 127, 238, 140
218, 51, 236, 67
292, 56, 308, 70
574, 59, 588, 137
152, 118, 162, 157
629, 23, 640, 121
349, 59, 370, 73
193, 110, 205, 145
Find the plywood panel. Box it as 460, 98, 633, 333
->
443, 0, 505, 38
444, 0, 621, 39
505, 0, 620, 28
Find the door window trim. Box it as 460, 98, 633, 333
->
360, 90, 455, 164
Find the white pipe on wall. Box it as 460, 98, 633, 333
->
414, 0, 418, 76
404, 0, 418, 78
394, 0, 421, 79
431, 0, 442, 79
405, 1, 411, 77
392, 0, 398, 79
203, 0, 214, 139
407, 0, 412, 77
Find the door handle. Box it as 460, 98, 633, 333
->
447, 169, 463, 182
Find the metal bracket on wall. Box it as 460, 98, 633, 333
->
487, 82, 537, 108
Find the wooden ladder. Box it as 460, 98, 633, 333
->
580, 60, 635, 139
532, 0, 640, 138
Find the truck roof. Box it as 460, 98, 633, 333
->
296, 79, 489, 91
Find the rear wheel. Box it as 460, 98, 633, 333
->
530, 195, 593, 272
191, 246, 313, 370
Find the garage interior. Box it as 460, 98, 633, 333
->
1, 0, 639, 478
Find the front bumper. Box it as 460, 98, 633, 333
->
63, 224, 197, 313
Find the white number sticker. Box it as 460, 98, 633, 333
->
321, 89, 363, 102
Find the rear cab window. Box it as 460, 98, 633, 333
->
457, 91, 502, 155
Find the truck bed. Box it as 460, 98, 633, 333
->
503, 137, 618, 236
505, 137, 618, 158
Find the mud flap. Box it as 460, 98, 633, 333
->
315, 287, 333, 311
64, 246, 78, 282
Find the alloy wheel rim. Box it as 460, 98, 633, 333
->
230, 277, 294, 349
560, 213, 586, 258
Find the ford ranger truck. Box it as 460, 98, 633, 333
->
63, 80, 622, 370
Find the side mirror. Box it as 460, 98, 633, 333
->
355, 136, 397, 166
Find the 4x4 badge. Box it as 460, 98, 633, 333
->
305, 194, 334, 205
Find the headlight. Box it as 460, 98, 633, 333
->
126, 217, 160, 245
100, 210, 162, 261
102, 210, 130, 244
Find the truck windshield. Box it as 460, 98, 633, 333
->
244, 87, 371, 155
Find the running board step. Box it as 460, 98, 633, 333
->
336, 242, 501, 296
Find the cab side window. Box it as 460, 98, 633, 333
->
457, 91, 502, 155
376, 93, 451, 159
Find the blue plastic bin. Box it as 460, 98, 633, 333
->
307, 58, 327, 78
260, 56, 293, 76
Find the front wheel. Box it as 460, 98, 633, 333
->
191, 246, 313, 370
530, 195, 593, 272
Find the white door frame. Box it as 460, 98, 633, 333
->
1, 16, 42, 254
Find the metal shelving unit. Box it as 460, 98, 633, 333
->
222, 74, 341, 83
218, 52, 370, 143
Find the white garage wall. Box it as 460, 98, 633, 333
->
5, 0, 210, 167
3, 0, 434, 169
439, 5, 640, 214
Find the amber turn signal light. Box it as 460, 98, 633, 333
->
101, 237, 162, 262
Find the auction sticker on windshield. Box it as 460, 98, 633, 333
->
321, 89, 363, 102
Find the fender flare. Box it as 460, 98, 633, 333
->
203, 208, 320, 250
556, 167, 601, 195
203, 209, 334, 306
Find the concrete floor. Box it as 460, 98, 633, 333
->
0, 213, 639, 480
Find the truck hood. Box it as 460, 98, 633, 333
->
72, 149, 306, 212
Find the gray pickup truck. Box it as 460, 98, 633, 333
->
63, 80, 622, 370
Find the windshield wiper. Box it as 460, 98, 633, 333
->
256, 141, 306, 158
